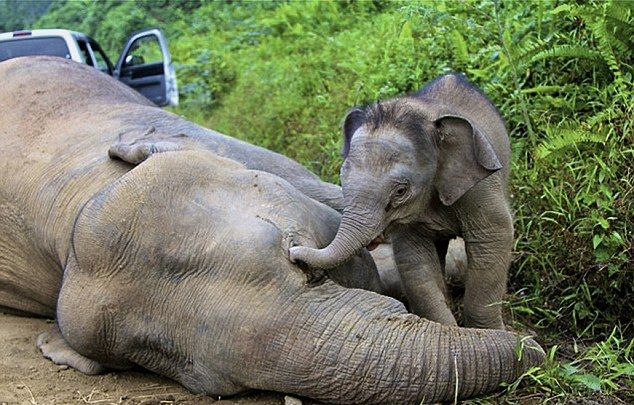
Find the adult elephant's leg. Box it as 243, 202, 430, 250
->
392, 228, 457, 325
37, 323, 105, 375
53, 254, 137, 376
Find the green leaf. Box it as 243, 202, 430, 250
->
552, 4, 574, 14
573, 373, 602, 391
521, 85, 569, 94
593, 234, 603, 249
513, 306, 536, 315
529, 45, 606, 65
611, 231, 623, 244
562, 363, 580, 375
450, 30, 469, 65
597, 217, 609, 229
399, 20, 413, 41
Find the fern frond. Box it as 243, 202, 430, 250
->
521, 84, 577, 94
603, 15, 634, 56
536, 127, 605, 159
529, 45, 606, 65
587, 109, 614, 128
515, 38, 550, 68
535, 1, 632, 80
604, 0, 634, 30
604, 13, 634, 39
589, 19, 622, 78
582, 0, 633, 76
450, 29, 469, 66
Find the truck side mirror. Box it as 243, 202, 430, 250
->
124, 54, 145, 66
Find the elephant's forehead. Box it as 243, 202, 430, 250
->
347, 132, 420, 166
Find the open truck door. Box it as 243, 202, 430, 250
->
114, 28, 178, 107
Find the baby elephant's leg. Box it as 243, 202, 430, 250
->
392, 229, 457, 325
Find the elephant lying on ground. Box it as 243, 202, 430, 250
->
0, 57, 544, 403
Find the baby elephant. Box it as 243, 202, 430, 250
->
291, 74, 512, 329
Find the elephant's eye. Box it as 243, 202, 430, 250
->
393, 184, 408, 198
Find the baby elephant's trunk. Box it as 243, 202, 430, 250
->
290, 209, 381, 269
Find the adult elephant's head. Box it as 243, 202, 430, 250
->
290, 75, 505, 270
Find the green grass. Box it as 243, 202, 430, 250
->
467, 327, 634, 403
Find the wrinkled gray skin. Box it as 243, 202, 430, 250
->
371, 238, 468, 304
290, 75, 513, 329
0, 58, 544, 404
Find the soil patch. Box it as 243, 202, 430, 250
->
0, 314, 314, 405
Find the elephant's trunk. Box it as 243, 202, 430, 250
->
290, 208, 382, 270
248, 283, 544, 404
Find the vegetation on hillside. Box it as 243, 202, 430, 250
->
7, 0, 633, 401
0, 0, 53, 32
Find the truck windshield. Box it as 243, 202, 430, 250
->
0, 37, 70, 62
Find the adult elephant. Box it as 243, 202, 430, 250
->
290, 74, 514, 330
0, 57, 543, 403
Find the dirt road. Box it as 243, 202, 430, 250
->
0, 313, 308, 405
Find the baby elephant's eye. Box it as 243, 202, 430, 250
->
394, 184, 408, 197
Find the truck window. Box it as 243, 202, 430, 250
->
77, 40, 94, 66
88, 41, 111, 74
123, 35, 162, 68
0, 37, 70, 62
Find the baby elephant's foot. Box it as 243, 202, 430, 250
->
37, 325, 105, 375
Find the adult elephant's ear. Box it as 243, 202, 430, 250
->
341, 107, 365, 157
434, 115, 502, 206
108, 126, 188, 165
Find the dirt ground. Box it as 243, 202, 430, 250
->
0, 313, 315, 405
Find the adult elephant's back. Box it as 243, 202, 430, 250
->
0, 57, 152, 316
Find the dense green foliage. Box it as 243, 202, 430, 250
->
18, 0, 634, 401
0, 0, 52, 32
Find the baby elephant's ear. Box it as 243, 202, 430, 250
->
434, 115, 502, 206
341, 107, 365, 157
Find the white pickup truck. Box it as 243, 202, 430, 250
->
0, 28, 178, 107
